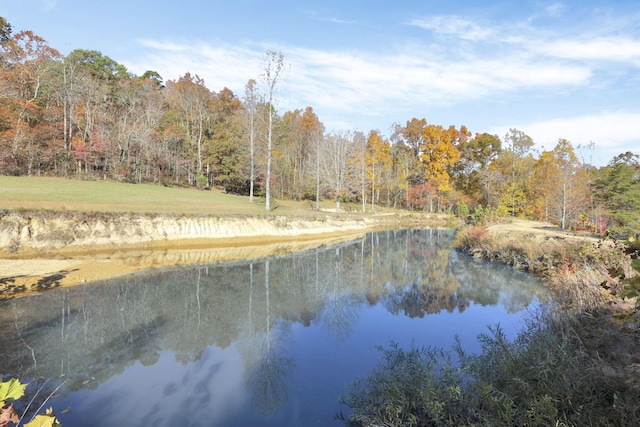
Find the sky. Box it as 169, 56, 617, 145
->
3, 0, 640, 165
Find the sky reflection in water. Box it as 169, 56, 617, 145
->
0, 229, 550, 426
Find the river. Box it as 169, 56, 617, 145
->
0, 228, 550, 426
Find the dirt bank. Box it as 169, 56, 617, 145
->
1, 211, 434, 299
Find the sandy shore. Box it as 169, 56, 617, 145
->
0, 228, 377, 299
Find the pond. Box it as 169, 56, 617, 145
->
0, 229, 550, 426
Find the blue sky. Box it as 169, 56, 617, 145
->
4, 0, 640, 165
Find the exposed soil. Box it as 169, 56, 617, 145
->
0, 229, 375, 299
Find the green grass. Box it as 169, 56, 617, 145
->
0, 176, 347, 216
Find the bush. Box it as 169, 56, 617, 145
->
469, 206, 501, 226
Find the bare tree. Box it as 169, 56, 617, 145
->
318, 131, 359, 212
243, 79, 259, 203
260, 51, 285, 211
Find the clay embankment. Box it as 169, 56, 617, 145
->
0, 212, 392, 298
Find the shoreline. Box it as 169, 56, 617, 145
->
2, 210, 450, 299
0, 227, 376, 300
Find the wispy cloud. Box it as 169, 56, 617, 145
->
321, 16, 356, 25
125, 7, 640, 153
490, 111, 640, 164
541, 37, 640, 63
302, 9, 356, 25
41, 0, 58, 11
407, 16, 494, 42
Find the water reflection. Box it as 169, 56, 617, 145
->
0, 229, 549, 426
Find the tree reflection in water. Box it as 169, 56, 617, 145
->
0, 229, 550, 426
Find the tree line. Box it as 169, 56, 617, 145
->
0, 18, 638, 235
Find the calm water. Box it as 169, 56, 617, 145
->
0, 229, 549, 426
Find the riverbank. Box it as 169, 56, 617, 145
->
0, 210, 450, 299
452, 222, 640, 424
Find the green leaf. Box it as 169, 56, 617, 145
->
24, 408, 61, 427
0, 378, 27, 402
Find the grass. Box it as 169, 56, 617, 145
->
0, 175, 359, 217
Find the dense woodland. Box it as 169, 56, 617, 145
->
1, 18, 638, 235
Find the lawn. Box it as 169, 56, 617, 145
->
0, 176, 338, 216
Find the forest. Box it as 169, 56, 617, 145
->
1, 17, 638, 236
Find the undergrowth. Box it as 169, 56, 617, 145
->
340, 311, 640, 426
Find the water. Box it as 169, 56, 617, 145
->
0, 229, 550, 426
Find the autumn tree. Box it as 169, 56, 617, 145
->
533, 139, 589, 229
391, 118, 427, 186
366, 130, 392, 211
110, 75, 165, 182
491, 128, 536, 216
206, 87, 246, 192
299, 107, 324, 201
419, 124, 462, 211
388, 143, 413, 208
452, 132, 501, 206
165, 73, 211, 186
0, 29, 61, 174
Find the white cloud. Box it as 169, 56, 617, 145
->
130, 39, 262, 91
123, 9, 640, 156
408, 16, 494, 41
542, 37, 640, 63
126, 36, 595, 134
490, 111, 640, 165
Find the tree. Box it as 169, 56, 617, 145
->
594, 152, 640, 236
206, 87, 245, 192
366, 130, 392, 211
391, 118, 427, 186
243, 79, 259, 202
453, 132, 501, 205
318, 131, 359, 212
535, 139, 589, 229
165, 73, 211, 185
0, 30, 61, 174
0, 17, 11, 46
419, 124, 462, 211
493, 128, 535, 216
261, 51, 285, 211
299, 106, 324, 203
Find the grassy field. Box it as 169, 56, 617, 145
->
0, 175, 347, 216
